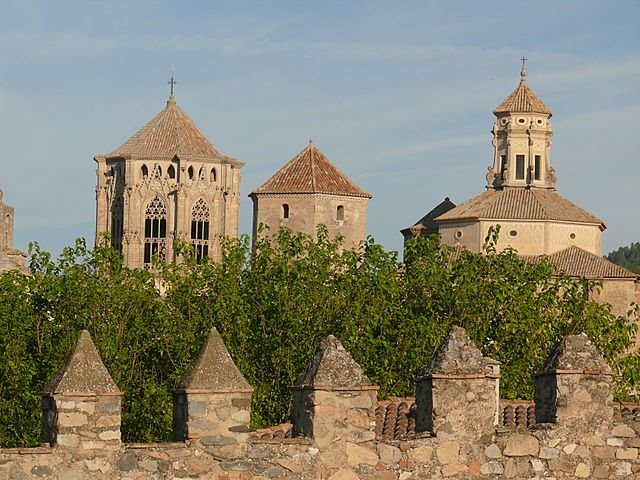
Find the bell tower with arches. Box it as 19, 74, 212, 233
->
94, 88, 243, 268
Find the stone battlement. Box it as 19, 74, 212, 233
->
2, 326, 640, 479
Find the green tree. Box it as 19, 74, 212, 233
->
0, 229, 638, 447
606, 242, 640, 274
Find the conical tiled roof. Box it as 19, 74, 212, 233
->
251, 143, 371, 198
176, 327, 252, 392
102, 97, 240, 165
435, 189, 604, 228
494, 65, 552, 116
44, 330, 121, 395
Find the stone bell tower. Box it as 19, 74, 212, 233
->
486, 59, 556, 190
94, 82, 243, 268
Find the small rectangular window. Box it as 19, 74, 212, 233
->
534, 155, 541, 180
516, 155, 525, 180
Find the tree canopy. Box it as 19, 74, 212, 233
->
606, 242, 640, 274
0, 228, 638, 447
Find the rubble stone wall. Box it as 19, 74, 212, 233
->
3, 328, 640, 479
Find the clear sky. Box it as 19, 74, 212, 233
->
1, 0, 638, 259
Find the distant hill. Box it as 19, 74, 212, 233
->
606, 242, 640, 274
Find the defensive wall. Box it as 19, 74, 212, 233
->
1, 326, 640, 479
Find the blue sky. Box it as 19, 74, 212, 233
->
1, 0, 638, 258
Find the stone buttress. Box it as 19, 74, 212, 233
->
415, 326, 500, 438
41, 330, 122, 452
292, 335, 379, 449
173, 327, 253, 447
535, 333, 614, 434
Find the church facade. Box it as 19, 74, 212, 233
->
94, 94, 243, 268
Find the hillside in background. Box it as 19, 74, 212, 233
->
606, 242, 640, 274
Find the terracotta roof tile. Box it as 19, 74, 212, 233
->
375, 397, 417, 441
101, 97, 241, 165
249, 423, 293, 441
435, 189, 604, 227
526, 246, 638, 279
494, 69, 551, 116
251, 143, 371, 198
499, 400, 536, 429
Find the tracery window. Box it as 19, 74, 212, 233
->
153, 164, 162, 180
110, 196, 124, 252
191, 198, 210, 262
143, 196, 167, 267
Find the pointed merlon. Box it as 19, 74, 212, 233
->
417, 326, 497, 378
176, 327, 252, 392
44, 330, 121, 395
296, 335, 373, 389
538, 333, 613, 375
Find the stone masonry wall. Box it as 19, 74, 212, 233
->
3, 329, 640, 479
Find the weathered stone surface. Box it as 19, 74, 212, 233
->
220, 459, 252, 471
574, 462, 590, 478
614, 461, 631, 476
116, 453, 138, 471
263, 466, 287, 477
436, 441, 460, 464
296, 335, 372, 388
200, 435, 237, 446
616, 447, 638, 459
44, 331, 121, 394
176, 328, 252, 391
408, 445, 433, 463
538, 333, 612, 375
484, 443, 501, 459
611, 424, 636, 438
418, 326, 491, 377
231, 409, 251, 423
441, 463, 467, 477
503, 433, 539, 457
377, 444, 402, 465
31, 466, 53, 477
276, 459, 305, 473
480, 461, 504, 475
592, 464, 610, 478
346, 442, 378, 467
328, 469, 360, 480
538, 446, 559, 459
187, 400, 207, 417
58, 412, 88, 427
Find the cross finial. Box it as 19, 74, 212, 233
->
168, 74, 177, 97
520, 56, 528, 82
309, 138, 314, 145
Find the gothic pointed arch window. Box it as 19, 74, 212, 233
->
110, 196, 124, 252
191, 198, 210, 262
143, 196, 167, 267
168, 165, 176, 179
210, 168, 217, 182
152, 164, 162, 180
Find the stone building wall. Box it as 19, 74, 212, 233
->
2, 327, 640, 479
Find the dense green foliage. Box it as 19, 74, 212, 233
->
0, 228, 638, 447
606, 242, 640, 274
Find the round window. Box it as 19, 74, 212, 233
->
455, 231, 463, 239
569, 233, 576, 240
517, 118, 526, 125
509, 230, 518, 237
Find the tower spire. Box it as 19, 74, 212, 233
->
520, 56, 528, 83
168, 72, 177, 98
